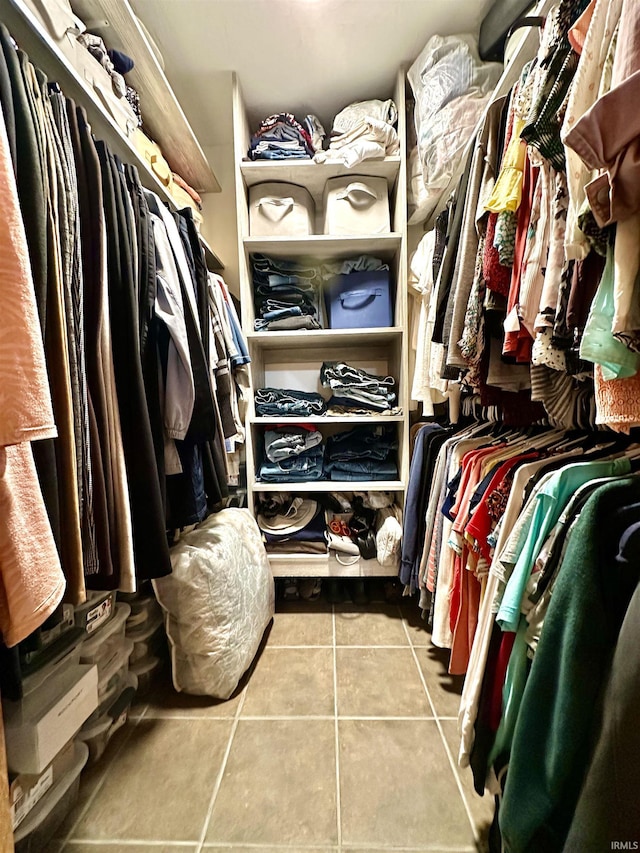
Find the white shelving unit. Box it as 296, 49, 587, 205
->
233, 70, 409, 578
3, 0, 223, 265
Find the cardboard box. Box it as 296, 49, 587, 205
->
4, 665, 98, 774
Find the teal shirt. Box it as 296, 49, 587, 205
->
497, 456, 631, 633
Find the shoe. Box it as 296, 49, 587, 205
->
283, 580, 299, 601
351, 579, 368, 605
327, 579, 342, 604
298, 578, 322, 601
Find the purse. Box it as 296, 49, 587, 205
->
348, 500, 378, 560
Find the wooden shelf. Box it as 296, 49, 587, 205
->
200, 237, 224, 271
251, 415, 404, 425
247, 327, 403, 350
244, 233, 402, 259
253, 481, 404, 493
267, 553, 398, 578
4, 0, 219, 213
70, 0, 220, 193
240, 156, 401, 208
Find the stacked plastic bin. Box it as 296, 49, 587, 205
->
123, 593, 165, 695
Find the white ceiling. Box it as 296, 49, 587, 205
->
130, 0, 497, 148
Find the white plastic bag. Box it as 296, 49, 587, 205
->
153, 509, 274, 698
408, 34, 502, 222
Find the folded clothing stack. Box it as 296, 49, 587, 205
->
252, 254, 323, 331
255, 388, 327, 417
258, 425, 324, 482
248, 113, 324, 160
320, 361, 397, 414
257, 496, 327, 554
316, 99, 400, 168
324, 424, 398, 481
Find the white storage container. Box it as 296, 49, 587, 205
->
96, 639, 134, 705
4, 665, 98, 774
10, 740, 76, 831
79, 603, 131, 669
129, 622, 165, 665
78, 675, 138, 765
125, 596, 161, 632
13, 742, 89, 853
249, 182, 315, 236
130, 656, 162, 695
323, 175, 391, 235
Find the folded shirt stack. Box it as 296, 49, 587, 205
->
255, 388, 327, 417
248, 113, 325, 160
252, 254, 323, 332
320, 361, 397, 413
315, 99, 400, 168
257, 496, 327, 554
258, 424, 325, 482
324, 424, 398, 481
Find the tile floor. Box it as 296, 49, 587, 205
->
45, 591, 495, 853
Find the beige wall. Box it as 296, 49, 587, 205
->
200, 142, 239, 298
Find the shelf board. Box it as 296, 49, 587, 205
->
251, 415, 404, 425
70, 0, 220, 192
200, 237, 224, 271
5, 1, 213, 209
240, 156, 401, 208
247, 326, 403, 350
243, 233, 401, 259
267, 553, 398, 578
253, 480, 404, 493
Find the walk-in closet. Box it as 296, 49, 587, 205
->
1, 0, 639, 852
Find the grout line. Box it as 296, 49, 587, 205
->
58, 709, 144, 848
332, 604, 342, 853
225, 714, 439, 721
400, 617, 480, 845
196, 689, 248, 853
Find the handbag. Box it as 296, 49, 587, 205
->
348, 500, 377, 560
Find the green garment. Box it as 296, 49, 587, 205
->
499, 478, 640, 853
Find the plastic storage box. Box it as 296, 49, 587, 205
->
125, 595, 162, 633
13, 741, 89, 853
4, 665, 98, 774
324, 270, 393, 329
249, 181, 315, 236
78, 675, 138, 765
323, 176, 390, 236
130, 656, 161, 694
74, 590, 116, 635
129, 622, 166, 665
79, 603, 131, 674
10, 740, 77, 831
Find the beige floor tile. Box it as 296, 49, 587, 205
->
336, 648, 431, 717
269, 602, 334, 646
414, 646, 465, 718
241, 648, 334, 716
203, 848, 336, 852
64, 846, 196, 852
339, 719, 474, 848
335, 604, 408, 646
53, 721, 136, 841
400, 601, 434, 647
343, 849, 475, 853
205, 719, 337, 845
440, 719, 495, 844
71, 718, 232, 841
141, 674, 244, 719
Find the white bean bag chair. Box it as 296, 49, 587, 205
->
153, 508, 274, 698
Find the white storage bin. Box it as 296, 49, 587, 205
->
79, 603, 130, 668
78, 676, 138, 765
129, 623, 165, 665
126, 611, 163, 644
10, 740, 76, 831
4, 666, 98, 774
74, 590, 116, 635
96, 639, 134, 705
249, 182, 315, 236
323, 175, 390, 235
130, 656, 162, 695
13, 742, 89, 853
125, 596, 161, 632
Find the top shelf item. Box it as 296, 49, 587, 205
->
10, 0, 220, 194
